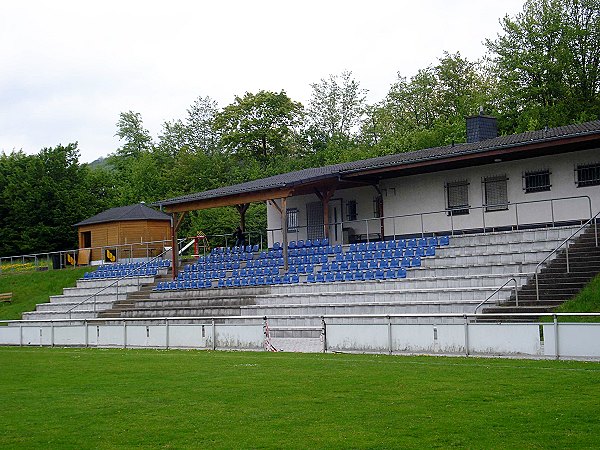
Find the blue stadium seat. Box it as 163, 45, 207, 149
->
417, 237, 427, 247
344, 271, 354, 282
313, 238, 321, 247
349, 243, 357, 253
353, 271, 365, 281
316, 273, 325, 283
416, 247, 425, 257
291, 274, 300, 284
273, 242, 281, 251
297, 240, 304, 248
386, 240, 397, 250
306, 273, 316, 283
401, 256, 411, 267
376, 241, 386, 251
375, 269, 385, 280
282, 274, 291, 284
411, 256, 421, 267
335, 272, 344, 282
438, 235, 450, 246
396, 239, 406, 249
325, 272, 335, 283
305, 239, 312, 248
320, 263, 330, 272
384, 269, 396, 280
367, 242, 376, 251
357, 243, 367, 252
364, 270, 375, 280
397, 268, 407, 278
334, 244, 342, 254
425, 246, 436, 257
427, 237, 438, 247
241, 278, 249, 287
288, 241, 296, 249
321, 237, 330, 247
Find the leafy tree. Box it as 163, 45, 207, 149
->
213, 90, 304, 162
186, 95, 220, 154
307, 70, 367, 141
363, 52, 493, 153
115, 111, 153, 158
486, 0, 600, 131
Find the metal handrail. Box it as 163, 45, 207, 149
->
266, 195, 593, 244
534, 211, 600, 301
65, 238, 186, 318
474, 278, 519, 313
0, 239, 173, 273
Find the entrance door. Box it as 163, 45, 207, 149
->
306, 201, 324, 241
328, 199, 343, 245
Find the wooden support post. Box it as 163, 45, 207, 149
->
315, 188, 336, 240
235, 203, 249, 232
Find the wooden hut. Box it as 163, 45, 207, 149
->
75, 203, 172, 264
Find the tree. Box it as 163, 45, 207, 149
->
186, 95, 220, 154
486, 0, 600, 131
307, 70, 367, 140
115, 111, 153, 158
363, 52, 493, 152
213, 90, 304, 162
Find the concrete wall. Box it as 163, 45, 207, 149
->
267, 148, 600, 246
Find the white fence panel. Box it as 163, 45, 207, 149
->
96, 325, 124, 347
215, 325, 263, 350
469, 324, 541, 355
543, 323, 600, 358
54, 326, 86, 346
0, 327, 21, 345
169, 324, 210, 349
327, 324, 388, 352
125, 325, 167, 348
392, 324, 465, 353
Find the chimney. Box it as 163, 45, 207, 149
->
466, 108, 498, 143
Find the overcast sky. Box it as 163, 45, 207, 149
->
1, 0, 525, 163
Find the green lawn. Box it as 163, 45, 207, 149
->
554, 273, 600, 321
0, 348, 599, 448
0, 268, 91, 321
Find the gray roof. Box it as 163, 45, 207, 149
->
156, 120, 600, 207
75, 203, 171, 227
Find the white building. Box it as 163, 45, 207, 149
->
158, 117, 600, 258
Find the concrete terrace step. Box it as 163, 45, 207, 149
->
445, 226, 580, 246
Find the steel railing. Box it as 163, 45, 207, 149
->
267, 195, 593, 245
534, 211, 600, 301
64, 239, 186, 319
474, 278, 519, 313
0, 239, 173, 273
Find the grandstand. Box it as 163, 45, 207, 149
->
5, 119, 600, 356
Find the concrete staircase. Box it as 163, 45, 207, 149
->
21, 272, 168, 321
482, 225, 600, 319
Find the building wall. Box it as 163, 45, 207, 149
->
78, 220, 171, 262
266, 148, 600, 246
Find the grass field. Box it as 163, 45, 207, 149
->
0, 267, 91, 321
1, 347, 599, 448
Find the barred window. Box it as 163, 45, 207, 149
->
446, 180, 469, 215
286, 208, 298, 233
483, 175, 508, 212
346, 200, 357, 221
523, 170, 551, 193
576, 163, 600, 187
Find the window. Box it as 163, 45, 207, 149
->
286, 208, 298, 233
373, 196, 383, 218
483, 175, 508, 212
523, 170, 551, 193
576, 163, 600, 187
346, 200, 357, 221
446, 180, 469, 215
